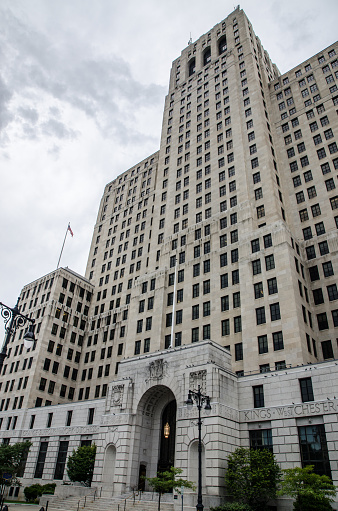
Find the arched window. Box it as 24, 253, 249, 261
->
203, 48, 211, 66
188, 58, 196, 77
218, 36, 227, 55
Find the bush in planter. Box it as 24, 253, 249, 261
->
42, 483, 56, 494
24, 484, 43, 502
211, 504, 253, 511
24, 483, 56, 502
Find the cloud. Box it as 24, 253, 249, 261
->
0, 7, 165, 148
0, 76, 14, 131
18, 106, 39, 123
40, 118, 78, 140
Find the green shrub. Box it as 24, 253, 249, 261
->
24, 484, 43, 502
294, 494, 333, 511
24, 483, 56, 502
42, 483, 56, 494
211, 503, 253, 511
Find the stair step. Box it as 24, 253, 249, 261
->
42, 495, 174, 511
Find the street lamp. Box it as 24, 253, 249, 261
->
0, 298, 36, 373
186, 385, 211, 511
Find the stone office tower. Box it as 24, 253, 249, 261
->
0, 7, 338, 508
82, 5, 337, 397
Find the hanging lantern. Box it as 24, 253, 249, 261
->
164, 422, 170, 438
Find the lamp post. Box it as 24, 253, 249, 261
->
0, 298, 36, 373
186, 385, 211, 511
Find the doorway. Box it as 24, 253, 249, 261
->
158, 400, 176, 472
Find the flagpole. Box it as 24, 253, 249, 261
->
57, 224, 70, 269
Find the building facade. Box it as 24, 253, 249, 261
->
0, 7, 337, 510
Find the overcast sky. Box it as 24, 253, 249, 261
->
0, 0, 337, 338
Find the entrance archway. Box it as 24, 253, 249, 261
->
133, 385, 177, 489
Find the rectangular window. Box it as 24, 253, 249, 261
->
258, 335, 268, 354
250, 429, 273, 452
265, 255, 275, 271
54, 440, 69, 480
252, 259, 261, 275
298, 425, 331, 477
235, 343, 243, 361
317, 313, 329, 331
273, 331, 284, 351
256, 307, 266, 325
270, 303, 281, 321
34, 441, 49, 478
253, 385, 264, 408
299, 377, 314, 402
321, 339, 333, 359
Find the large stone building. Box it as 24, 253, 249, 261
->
0, 6, 337, 510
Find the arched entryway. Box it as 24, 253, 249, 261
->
132, 385, 177, 490
102, 444, 116, 490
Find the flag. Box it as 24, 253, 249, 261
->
67, 223, 74, 237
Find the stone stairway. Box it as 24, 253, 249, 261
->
42, 494, 174, 511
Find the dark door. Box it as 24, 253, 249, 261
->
158, 400, 176, 472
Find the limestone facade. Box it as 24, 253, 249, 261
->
0, 6, 337, 510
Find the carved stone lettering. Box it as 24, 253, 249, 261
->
241, 400, 337, 422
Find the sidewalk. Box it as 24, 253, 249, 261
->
2, 505, 42, 511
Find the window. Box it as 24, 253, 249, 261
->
267, 277, 278, 295
330, 196, 338, 210
312, 204, 321, 218
54, 440, 69, 480
256, 307, 266, 325
252, 259, 261, 275
203, 301, 210, 317
254, 282, 263, 299
299, 377, 314, 402
253, 385, 264, 408
34, 441, 49, 478
273, 331, 284, 351
263, 234, 272, 249
250, 429, 273, 452
319, 241, 329, 256
290, 161, 298, 172
234, 316, 242, 333
270, 303, 281, 321
253, 172, 260, 184
307, 186, 317, 199
293, 176, 301, 187
327, 284, 338, 301
235, 343, 243, 361
203, 324, 210, 340
220, 273, 228, 289
315, 222, 325, 236
257, 205, 265, 218
325, 178, 336, 191
265, 255, 275, 270
317, 313, 329, 331
298, 424, 331, 477
258, 335, 268, 354
322, 261, 333, 277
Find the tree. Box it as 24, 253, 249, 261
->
225, 448, 282, 511
278, 465, 336, 511
67, 444, 96, 486
0, 441, 31, 486
146, 467, 195, 511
